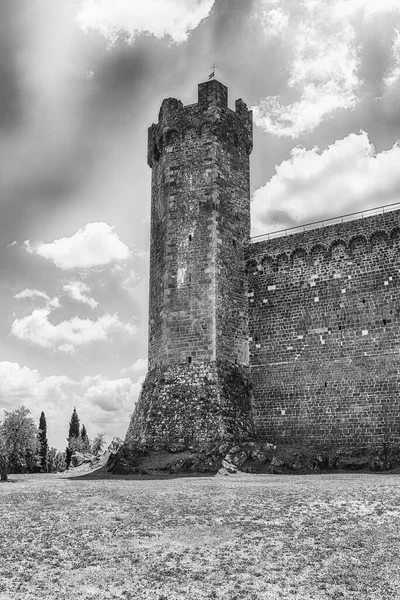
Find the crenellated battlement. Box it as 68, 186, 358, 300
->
147, 79, 252, 167
247, 210, 400, 275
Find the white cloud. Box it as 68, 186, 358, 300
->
253, 1, 361, 137
82, 374, 144, 413
384, 29, 400, 87
15, 289, 51, 302
121, 269, 139, 291
63, 281, 98, 309
260, 3, 289, 37
348, 0, 400, 17
0, 362, 73, 407
11, 308, 136, 351
76, 0, 215, 46
14, 289, 60, 309
251, 131, 400, 236
23, 222, 131, 270
121, 357, 148, 376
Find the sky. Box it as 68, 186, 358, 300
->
2, 0, 400, 450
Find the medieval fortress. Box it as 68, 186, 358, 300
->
126, 79, 400, 451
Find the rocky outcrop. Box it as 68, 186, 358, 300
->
107, 440, 400, 476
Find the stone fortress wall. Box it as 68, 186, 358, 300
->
126, 78, 400, 452
247, 210, 400, 447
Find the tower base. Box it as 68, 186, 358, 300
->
125, 360, 254, 446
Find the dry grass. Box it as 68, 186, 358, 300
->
1, 472, 400, 599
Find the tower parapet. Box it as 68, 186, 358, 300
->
126, 79, 254, 446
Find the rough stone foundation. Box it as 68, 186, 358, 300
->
126, 360, 254, 446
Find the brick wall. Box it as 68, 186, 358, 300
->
247, 210, 400, 447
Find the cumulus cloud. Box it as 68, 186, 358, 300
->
82, 374, 144, 413
260, 4, 289, 38
76, 0, 215, 46
14, 289, 60, 309
0, 362, 73, 407
63, 281, 98, 309
121, 357, 148, 376
121, 269, 139, 291
253, 1, 361, 137
10, 308, 136, 351
384, 29, 400, 87
23, 222, 131, 270
251, 131, 400, 236
15, 289, 51, 302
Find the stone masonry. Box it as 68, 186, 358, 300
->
126, 79, 254, 445
247, 211, 400, 448
126, 78, 400, 452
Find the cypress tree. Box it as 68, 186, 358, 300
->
81, 424, 87, 441
68, 407, 80, 440
80, 423, 91, 453
65, 447, 72, 470
38, 411, 48, 472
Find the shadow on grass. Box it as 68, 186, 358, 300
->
63, 465, 214, 481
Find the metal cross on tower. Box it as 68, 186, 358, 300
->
208, 63, 218, 80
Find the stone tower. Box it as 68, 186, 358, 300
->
126, 79, 254, 446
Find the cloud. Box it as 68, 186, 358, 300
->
0, 362, 73, 407
82, 374, 144, 413
15, 289, 51, 302
76, 0, 215, 46
23, 222, 131, 270
251, 131, 400, 235
121, 269, 139, 291
63, 281, 98, 309
10, 308, 136, 351
121, 358, 148, 376
260, 3, 289, 38
253, 1, 361, 138
384, 29, 400, 87
14, 289, 60, 309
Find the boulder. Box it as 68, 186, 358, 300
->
311, 453, 329, 471
71, 452, 94, 468
228, 450, 248, 468
269, 456, 284, 474
251, 449, 267, 464
217, 467, 231, 476
221, 459, 238, 473
167, 443, 186, 454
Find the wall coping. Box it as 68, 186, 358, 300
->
251, 201, 400, 242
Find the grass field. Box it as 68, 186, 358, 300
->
1, 472, 400, 600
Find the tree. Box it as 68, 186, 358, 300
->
65, 447, 73, 471
80, 424, 91, 453
68, 436, 87, 454
47, 448, 66, 473
92, 432, 106, 456
38, 411, 48, 472
68, 407, 80, 440
0, 407, 39, 481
